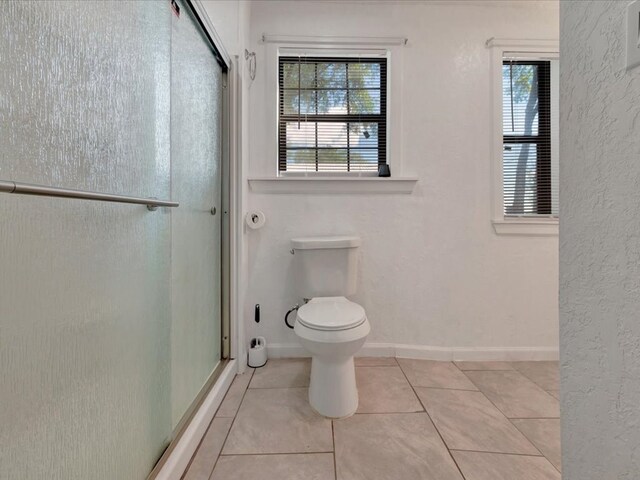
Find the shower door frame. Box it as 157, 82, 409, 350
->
185, 0, 233, 364
179, 0, 233, 364
151, 0, 238, 475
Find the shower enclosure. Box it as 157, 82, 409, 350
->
0, 1, 231, 478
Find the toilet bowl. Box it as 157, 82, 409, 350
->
294, 296, 370, 418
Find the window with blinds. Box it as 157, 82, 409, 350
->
278, 56, 387, 173
502, 59, 558, 217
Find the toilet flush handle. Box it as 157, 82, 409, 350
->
284, 304, 299, 329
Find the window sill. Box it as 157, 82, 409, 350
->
492, 219, 558, 236
248, 177, 418, 194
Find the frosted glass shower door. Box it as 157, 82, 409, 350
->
1, 0, 228, 476
0, 1, 173, 479
170, 0, 224, 428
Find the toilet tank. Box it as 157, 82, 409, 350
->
291, 236, 361, 299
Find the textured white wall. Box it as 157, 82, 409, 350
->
245, 1, 560, 354
560, 1, 640, 478
200, 1, 244, 56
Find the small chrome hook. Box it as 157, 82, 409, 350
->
244, 49, 257, 81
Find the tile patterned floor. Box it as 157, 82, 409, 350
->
182, 358, 561, 480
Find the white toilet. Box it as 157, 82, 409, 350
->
290, 236, 370, 418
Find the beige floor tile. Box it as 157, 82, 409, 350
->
452, 451, 560, 480
547, 390, 560, 400
512, 419, 561, 472
249, 358, 311, 389
397, 358, 478, 390
355, 366, 423, 413
215, 369, 254, 418
211, 453, 334, 480
511, 361, 560, 391
334, 413, 463, 480
454, 361, 514, 371
415, 388, 539, 455
183, 417, 233, 480
354, 356, 397, 367
223, 388, 332, 454
465, 371, 559, 418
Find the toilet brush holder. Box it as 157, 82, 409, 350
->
248, 336, 267, 368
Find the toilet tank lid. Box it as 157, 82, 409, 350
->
291, 236, 361, 250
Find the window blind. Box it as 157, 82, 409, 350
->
502, 59, 557, 217
278, 56, 387, 173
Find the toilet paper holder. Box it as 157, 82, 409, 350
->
245, 211, 266, 230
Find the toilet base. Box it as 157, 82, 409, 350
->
309, 356, 358, 418
294, 306, 370, 419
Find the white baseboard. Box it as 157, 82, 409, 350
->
267, 343, 308, 358
359, 343, 397, 357
267, 342, 559, 362
394, 344, 559, 361
154, 360, 237, 480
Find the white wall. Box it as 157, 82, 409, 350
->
560, 1, 640, 477
244, 1, 559, 357
200, 0, 246, 57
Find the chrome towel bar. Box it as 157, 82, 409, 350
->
0, 179, 178, 211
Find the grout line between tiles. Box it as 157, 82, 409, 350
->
246, 385, 310, 390
465, 366, 559, 400
354, 365, 400, 369
509, 420, 562, 475
401, 385, 479, 392
207, 368, 256, 480
218, 451, 335, 456
454, 368, 514, 372
355, 361, 399, 367
353, 410, 424, 415
451, 447, 560, 475
449, 448, 544, 458
331, 420, 337, 480
456, 363, 560, 421
508, 416, 561, 420
396, 360, 468, 480
510, 367, 556, 392
453, 363, 547, 460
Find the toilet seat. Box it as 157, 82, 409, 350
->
296, 297, 366, 331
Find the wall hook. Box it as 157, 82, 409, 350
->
245, 49, 256, 80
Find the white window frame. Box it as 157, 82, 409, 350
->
487, 38, 559, 236
248, 35, 417, 194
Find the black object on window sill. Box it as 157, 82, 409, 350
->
378, 164, 391, 177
